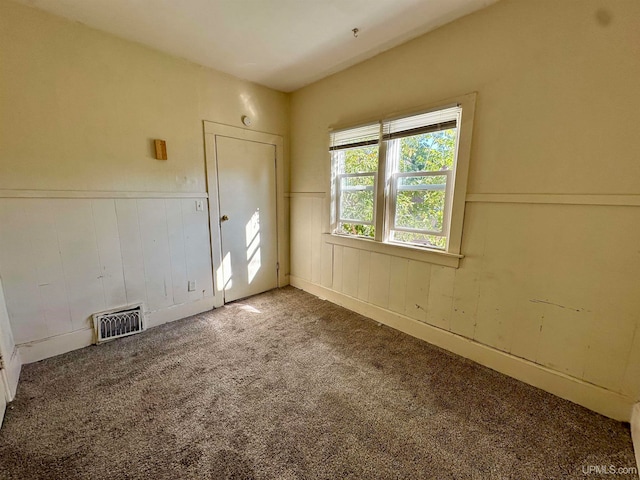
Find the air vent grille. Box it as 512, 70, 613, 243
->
93, 304, 145, 344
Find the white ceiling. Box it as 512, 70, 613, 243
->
18, 0, 498, 92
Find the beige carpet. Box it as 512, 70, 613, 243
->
0, 287, 636, 479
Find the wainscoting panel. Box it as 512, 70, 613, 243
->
0, 195, 214, 351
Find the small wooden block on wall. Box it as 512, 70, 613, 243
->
154, 139, 167, 160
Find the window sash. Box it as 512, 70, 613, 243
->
388, 171, 452, 237
336, 172, 377, 226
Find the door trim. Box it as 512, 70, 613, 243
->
203, 122, 287, 308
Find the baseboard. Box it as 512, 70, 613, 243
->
2, 347, 21, 401
146, 297, 215, 328
18, 297, 216, 364
632, 403, 640, 474
18, 328, 94, 364
290, 275, 635, 422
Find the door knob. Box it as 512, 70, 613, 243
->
221, 215, 229, 222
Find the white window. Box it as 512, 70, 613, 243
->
331, 123, 381, 239
330, 94, 475, 259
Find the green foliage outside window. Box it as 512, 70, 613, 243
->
398, 129, 455, 172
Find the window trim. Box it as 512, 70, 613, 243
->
327, 92, 477, 268
323, 233, 463, 268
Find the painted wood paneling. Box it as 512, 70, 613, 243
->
0, 200, 48, 343
310, 198, 323, 285
473, 205, 531, 353
290, 197, 325, 285
332, 245, 344, 293
450, 203, 485, 339
115, 199, 148, 306
404, 260, 430, 322
320, 242, 333, 289
536, 308, 592, 379
290, 197, 311, 281
137, 199, 174, 311
356, 250, 370, 302
181, 199, 214, 301
0, 197, 214, 347
166, 200, 189, 305
341, 247, 359, 298
425, 266, 455, 331
368, 253, 390, 309
92, 200, 128, 307
388, 257, 408, 315
24, 200, 72, 337
582, 308, 636, 392
54, 200, 106, 332
577, 207, 640, 393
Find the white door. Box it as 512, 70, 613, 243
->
216, 136, 278, 302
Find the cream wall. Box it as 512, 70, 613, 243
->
289, 0, 640, 420
0, 0, 289, 362
0, 0, 288, 192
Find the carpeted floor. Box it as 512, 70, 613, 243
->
0, 287, 636, 479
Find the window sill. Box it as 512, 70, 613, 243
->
323, 233, 463, 268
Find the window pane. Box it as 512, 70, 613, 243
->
394, 175, 447, 233
340, 175, 374, 223
390, 231, 446, 249
398, 128, 456, 173
341, 190, 374, 223
336, 145, 379, 174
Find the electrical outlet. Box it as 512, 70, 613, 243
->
195, 200, 204, 211
188, 280, 196, 292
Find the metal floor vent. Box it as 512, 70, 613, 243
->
93, 304, 145, 344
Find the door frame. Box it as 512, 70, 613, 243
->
203, 121, 287, 308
